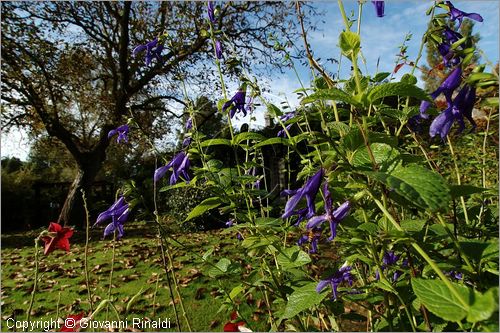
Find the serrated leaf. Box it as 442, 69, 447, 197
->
234, 132, 266, 144
281, 282, 328, 319
352, 143, 400, 171
412, 278, 469, 322
367, 82, 431, 103
207, 258, 231, 278
366, 164, 450, 211
339, 31, 360, 58
301, 88, 360, 107
200, 138, 232, 147
276, 246, 311, 269
254, 137, 289, 148
184, 197, 222, 222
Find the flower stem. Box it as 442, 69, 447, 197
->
26, 237, 40, 323
106, 232, 117, 321
446, 136, 470, 225
81, 189, 94, 312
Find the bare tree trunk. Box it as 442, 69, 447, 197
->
58, 150, 106, 228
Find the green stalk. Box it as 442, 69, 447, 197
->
26, 237, 40, 324
81, 189, 94, 312
446, 136, 470, 225
106, 232, 117, 321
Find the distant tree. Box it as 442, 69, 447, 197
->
1, 2, 305, 227
421, 20, 480, 91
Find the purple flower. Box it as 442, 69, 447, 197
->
282, 168, 324, 221
446, 270, 463, 280
215, 40, 223, 59
207, 1, 216, 24
277, 112, 296, 137
182, 137, 192, 148
306, 183, 351, 241
236, 233, 243, 241
133, 38, 164, 66
419, 66, 462, 118
94, 196, 130, 239
375, 251, 402, 282
437, 43, 460, 68
223, 87, 247, 119
225, 219, 234, 227
316, 265, 353, 300
185, 117, 193, 130
446, 1, 483, 27
443, 27, 463, 44
277, 124, 292, 138
297, 228, 321, 254
154, 151, 191, 185
108, 124, 129, 143
372, 1, 385, 17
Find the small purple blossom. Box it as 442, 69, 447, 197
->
446, 270, 463, 280
207, 1, 216, 24
306, 183, 351, 241
133, 38, 164, 66
223, 86, 247, 119
446, 1, 483, 27
185, 117, 193, 130
375, 251, 403, 283
282, 168, 324, 221
225, 219, 234, 227
108, 124, 130, 143
297, 228, 321, 254
94, 196, 130, 239
182, 137, 192, 148
215, 40, 223, 59
236, 233, 243, 241
154, 151, 191, 185
372, 1, 385, 17
316, 265, 353, 300
277, 112, 296, 137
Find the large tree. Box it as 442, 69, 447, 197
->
1, 1, 303, 227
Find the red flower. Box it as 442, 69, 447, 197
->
60, 313, 85, 332
41, 222, 74, 255
223, 321, 246, 332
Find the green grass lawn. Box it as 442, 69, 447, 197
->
1, 222, 272, 332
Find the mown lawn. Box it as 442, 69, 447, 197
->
0, 222, 271, 332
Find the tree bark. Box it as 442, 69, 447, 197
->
57, 149, 107, 228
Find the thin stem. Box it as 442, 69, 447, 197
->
447, 136, 470, 225
410, 4, 436, 75
26, 238, 40, 323
152, 273, 160, 317
106, 232, 117, 321
81, 190, 94, 312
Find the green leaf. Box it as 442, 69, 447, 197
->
339, 31, 360, 58
233, 132, 266, 144
352, 143, 400, 171
400, 219, 426, 233
467, 287, 497, 323
207, 258, 231, 278
254, 137, 290, 148
372, 72, 391, 82
267, 103, 283, 117
200, 138, 232, 147
449, 185, 488, 198
281, 282, 328, 319
301, 88, 360, 107
366, 164, 451, 211
126, 287, 145, 313
411, 278, 469, 322
276, 246, 311, 269
184, 197, 222, 222
229, 285, 244, 299
459, 240, 497, 263
367, 82, 431, 103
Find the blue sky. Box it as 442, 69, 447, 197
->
2, 0, 499, 160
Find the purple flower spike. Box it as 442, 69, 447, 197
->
215, 40, 223, 59
372, 1, 385, 17
282, 169, 324, 221
306, 183, 350, 241
207, 1, 216, 23
154, 151, 191, 185
446, 1, 483, 27
223, 86, 247, 119
316, 265, 353, 300
108, 124, 130, 144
